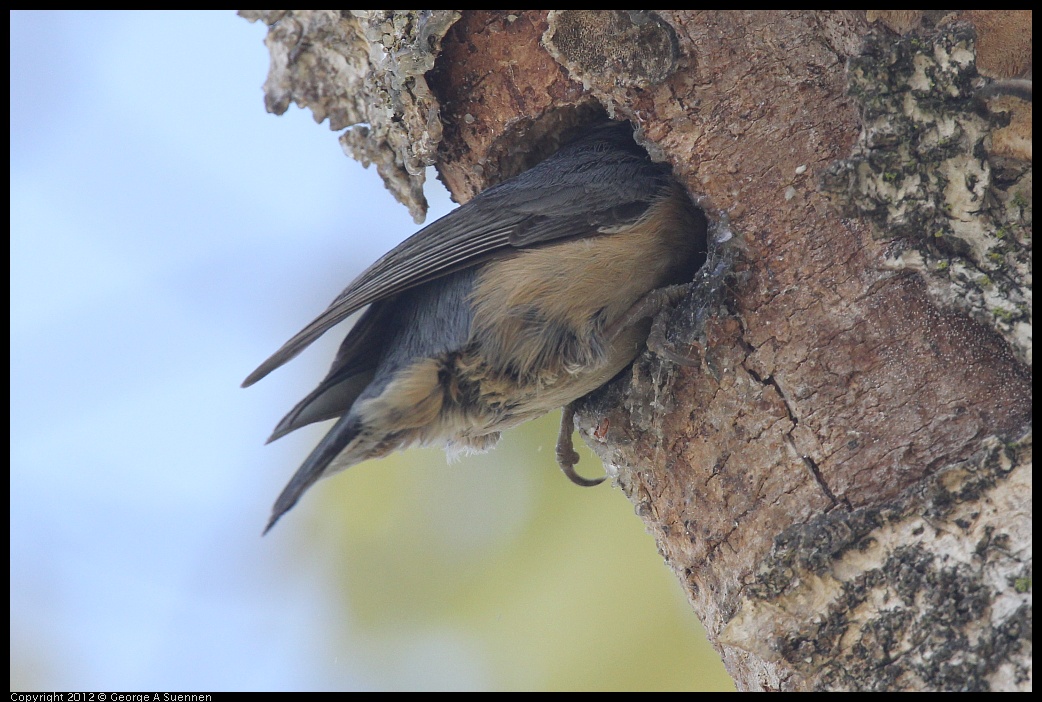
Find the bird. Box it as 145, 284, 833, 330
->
244, 121, 708, 532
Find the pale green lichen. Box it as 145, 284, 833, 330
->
820, 24, 1032, 366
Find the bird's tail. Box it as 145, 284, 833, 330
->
264, 414, 363, 534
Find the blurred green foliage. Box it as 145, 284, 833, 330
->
295, 411, 734, 691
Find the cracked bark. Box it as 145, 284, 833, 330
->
242, 10, 1031, 691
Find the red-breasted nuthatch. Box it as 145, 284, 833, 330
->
245, 121, 707, 532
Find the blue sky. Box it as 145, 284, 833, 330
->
10, 10, 450, 690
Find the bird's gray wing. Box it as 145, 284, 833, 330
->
263, 302, 388, 442
242, 125, 672, 388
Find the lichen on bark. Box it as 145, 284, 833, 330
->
820, 25, 1032, 366
722, 434, 1032, 691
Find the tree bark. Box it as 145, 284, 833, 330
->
241, 10, 1032, 691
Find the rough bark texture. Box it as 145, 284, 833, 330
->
241, 10, 1032, 691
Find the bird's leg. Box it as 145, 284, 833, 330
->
555, 403, 605, 487
604, 284, 701, 366
647, 305, 702, 368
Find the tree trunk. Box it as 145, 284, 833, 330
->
240, 10, 1032, 691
